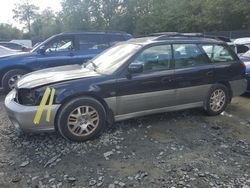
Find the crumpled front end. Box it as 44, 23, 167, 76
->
4, 89, 60, 133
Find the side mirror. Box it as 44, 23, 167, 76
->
37, 46, 46, 55
128, 63, 143, 74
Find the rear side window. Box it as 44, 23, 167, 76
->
201, 44, 236, 62
173, 44, 209, 69
78, 34, 110, 50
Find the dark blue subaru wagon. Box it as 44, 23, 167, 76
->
0, 32, 132, 92
5, 33, 247, 142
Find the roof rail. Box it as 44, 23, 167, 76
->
142, 32, 230, 42
153, 32, 205, 40
61, 30, 129, 35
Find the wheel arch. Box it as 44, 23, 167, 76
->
0, 65, 32, 87
54, 92, 115, 131
216, 81, 232, 102
0, 66, 32, 85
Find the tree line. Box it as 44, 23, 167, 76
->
1, 0, 250, 41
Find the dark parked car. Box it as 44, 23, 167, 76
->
0, 32, 132, 92
240, 50, 250, 92
5, 34, 247, 142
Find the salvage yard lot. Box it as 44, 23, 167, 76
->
0, 90, 250, 187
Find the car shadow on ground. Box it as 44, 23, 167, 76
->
241, 93, 250, 98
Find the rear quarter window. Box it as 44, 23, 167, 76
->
201, 44, 237, 63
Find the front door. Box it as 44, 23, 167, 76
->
115, 44, 176, 116
36, 36, 77, 70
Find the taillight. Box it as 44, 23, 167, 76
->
240, 61, 246, 68
239, 62, 247, 77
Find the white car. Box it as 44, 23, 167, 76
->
234, 38, 250, 46
0, 45, 20, 57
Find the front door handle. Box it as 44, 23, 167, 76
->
68, 52, 74, 57
206, 71, 213, 76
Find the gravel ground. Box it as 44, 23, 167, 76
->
0, 90, 250, 188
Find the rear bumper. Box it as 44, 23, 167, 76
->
229, 79, 248, 96
4, 90, 60, 133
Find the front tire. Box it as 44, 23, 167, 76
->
2, 69, 28, 93
205, 84, 229, 116
56, 97, 106, 142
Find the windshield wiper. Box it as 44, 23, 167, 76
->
90, 61, 98, 69
83, 60, 98, 70
84, 60, 100, 73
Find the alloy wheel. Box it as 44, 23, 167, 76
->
67, 106, 99, 136
8, 74, 22, 89
209, 89, 226, 112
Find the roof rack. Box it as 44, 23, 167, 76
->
136, 32, 202, 38
136, 32, 230, 42
61, 30, 129, 35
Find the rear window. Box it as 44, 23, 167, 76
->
201, 44, 237, 62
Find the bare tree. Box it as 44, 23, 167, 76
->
13, 0, 39, 33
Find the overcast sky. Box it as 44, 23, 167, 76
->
0, 0, 61, 28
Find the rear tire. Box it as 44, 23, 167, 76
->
2, 69, 28, 93
56, 97, 106, 142
205, 84, 229, 116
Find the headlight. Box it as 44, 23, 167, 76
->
17, 89, 39, 106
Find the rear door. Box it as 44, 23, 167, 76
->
200, 43, 243, 81
173, 43, 214, 105
73, 34, 110, 65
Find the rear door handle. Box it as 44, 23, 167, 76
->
206, 71, 213, 76
162, 77, 173, 83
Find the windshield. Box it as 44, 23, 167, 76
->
31, 35, 55, 52
86, 43, 141, 74
242, 50, 250, 58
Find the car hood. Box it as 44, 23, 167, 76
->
17, 64, 100, 89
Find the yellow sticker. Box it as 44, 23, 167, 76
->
46, 88, 55, 122
33, 87, 51, 125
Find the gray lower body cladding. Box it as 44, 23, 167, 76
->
105, 79, 247, 121
4, 79, 247, 133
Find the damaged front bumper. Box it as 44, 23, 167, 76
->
4, 89, 60, 133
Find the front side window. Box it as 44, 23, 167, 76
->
131, 45, 172, 73
201, 44, 236, 62
173, 44, 208, 69
45, 38, 74, 52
